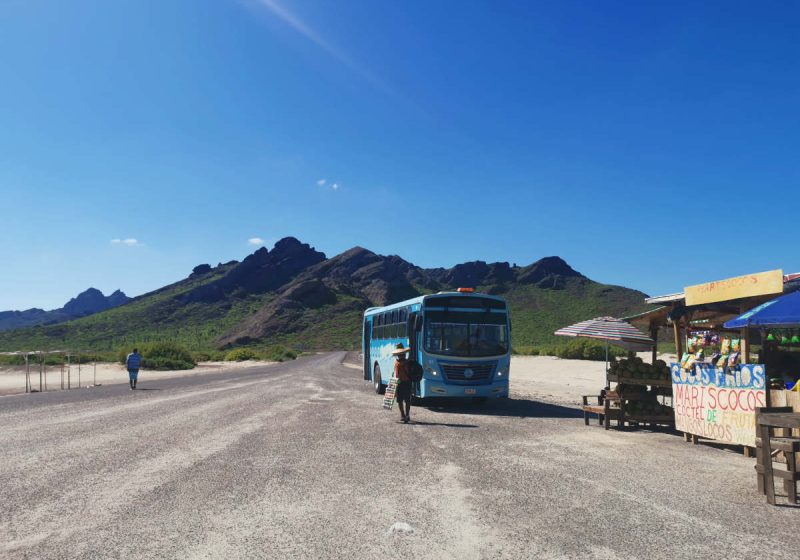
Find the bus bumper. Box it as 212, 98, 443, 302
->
418, 379, 509, 398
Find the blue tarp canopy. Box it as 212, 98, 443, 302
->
724, 291, 800, 329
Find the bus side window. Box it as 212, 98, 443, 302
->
376, 315, 383, 340
399, 309, 407, 338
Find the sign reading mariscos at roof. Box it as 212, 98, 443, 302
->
684, 269, 783, 306
670, 363, 766, 446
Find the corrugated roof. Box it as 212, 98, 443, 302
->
644, 292, 684, 305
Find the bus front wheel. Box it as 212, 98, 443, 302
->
373, 364, 385, 395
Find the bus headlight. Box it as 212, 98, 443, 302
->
426, 367, 438, 376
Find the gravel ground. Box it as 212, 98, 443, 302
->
0, 352, 797, 559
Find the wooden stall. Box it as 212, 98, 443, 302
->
627, 270, 800, 453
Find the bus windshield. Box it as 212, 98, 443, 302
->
423, 311, 509, 357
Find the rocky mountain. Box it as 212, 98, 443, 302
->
0, 288, 131, 331
0, 237, 651, 352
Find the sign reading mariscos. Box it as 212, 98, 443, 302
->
670, 363, 766, 446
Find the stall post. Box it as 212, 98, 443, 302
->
672, 318, 683, 359
741, 307, 751, 366
650, 325, 658, 364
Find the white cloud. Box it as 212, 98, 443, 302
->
248, 237, 265, 246
111, 238, 139, 246
317, 179, 326, 186
331, 183, 339, 190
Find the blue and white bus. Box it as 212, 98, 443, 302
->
361, 289, 511, 399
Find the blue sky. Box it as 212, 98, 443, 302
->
1, 0, 798, 310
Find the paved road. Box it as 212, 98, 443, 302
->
1, 352, 796, 559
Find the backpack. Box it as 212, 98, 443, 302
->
407, 360, 423, 382
126, 353, 141, 370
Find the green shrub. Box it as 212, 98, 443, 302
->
262, 345, 297, 362
225, 348, 261, 361
117, 342, 195, 370
554, 339, 625, 361
193, 350, 225, 362
0, 354, 26, 366
192, 351, 212, 362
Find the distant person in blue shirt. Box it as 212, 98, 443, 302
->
126, 348, 142, 390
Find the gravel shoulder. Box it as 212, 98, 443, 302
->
0, 352, 795, 559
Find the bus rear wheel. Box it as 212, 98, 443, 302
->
374, 364, 385, 395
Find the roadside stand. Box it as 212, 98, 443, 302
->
621, 270, 800, 453
622, 269, 800, 504
554, 317, 671, 430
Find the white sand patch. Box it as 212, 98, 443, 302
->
0, 360, 276, 395
509, 352, 677, 407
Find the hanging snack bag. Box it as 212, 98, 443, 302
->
680, 352, 691, 368
717, 354, 729, 368
731, 339, 741, 352
695, 348, 704, 361
683, 353, 697, 371
727, 352, 740, 367
720, 338, 731, 354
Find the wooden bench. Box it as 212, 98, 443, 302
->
582, 390, 621, 430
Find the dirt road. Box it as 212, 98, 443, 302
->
1, 353, 796, 559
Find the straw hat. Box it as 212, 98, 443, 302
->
391, 343, 410, 356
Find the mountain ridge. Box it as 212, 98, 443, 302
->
0, 238, 651, 352
0, 288, 131, 332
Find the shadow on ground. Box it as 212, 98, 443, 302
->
417, 397, 584, 419
407, 420, 478, 428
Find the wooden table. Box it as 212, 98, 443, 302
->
756, 411, 800, 505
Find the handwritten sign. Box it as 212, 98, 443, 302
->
671, 363, 767, 446
684, 269, 783, 306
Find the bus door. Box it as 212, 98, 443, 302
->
363, 318, 371, 380
406, 313, 415, 355
408, 312, 422, 396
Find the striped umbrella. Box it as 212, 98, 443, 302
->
554, 317, 655, 379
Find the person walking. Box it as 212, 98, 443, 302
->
392, 343, 413, 423
126, 348, 141, 390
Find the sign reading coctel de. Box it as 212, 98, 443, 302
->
684, 269, 783, 307
670, 363, 766, 446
